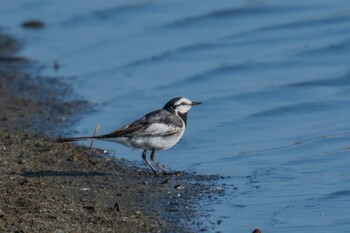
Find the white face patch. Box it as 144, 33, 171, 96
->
174, 97, 193, 114
177, 104, 192, 114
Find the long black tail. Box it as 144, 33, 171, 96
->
56, 136, 101, 143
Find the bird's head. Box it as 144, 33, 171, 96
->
163, 97, 201, 116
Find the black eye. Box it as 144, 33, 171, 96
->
174, 102, 187, 107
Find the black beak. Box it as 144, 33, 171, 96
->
191, 101, 202, 106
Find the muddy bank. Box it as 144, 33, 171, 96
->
0, 32, 224, 232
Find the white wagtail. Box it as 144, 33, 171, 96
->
57, 97, 201, 174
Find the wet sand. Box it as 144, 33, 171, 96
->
0, 33, 222, 232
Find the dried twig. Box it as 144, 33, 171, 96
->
89, 124, 100, 152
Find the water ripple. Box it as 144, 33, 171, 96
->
161, 4, 322, 28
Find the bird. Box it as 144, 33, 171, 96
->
56, 97, 201, 174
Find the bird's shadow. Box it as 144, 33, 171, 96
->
22, 170, 110, 178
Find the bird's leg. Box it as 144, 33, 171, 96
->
150, 149, 168, 174
142, 150, 158, 174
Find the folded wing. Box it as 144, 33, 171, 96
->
101, 109, 183, 138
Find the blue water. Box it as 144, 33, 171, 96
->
1, 0, 350, 232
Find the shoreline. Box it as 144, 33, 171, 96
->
0, 32, 223, 232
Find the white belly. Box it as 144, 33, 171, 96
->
104, 128, 185, 150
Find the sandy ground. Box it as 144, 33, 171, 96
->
0, 33, 224, 233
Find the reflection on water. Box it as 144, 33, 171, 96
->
1, 0, 350, 232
